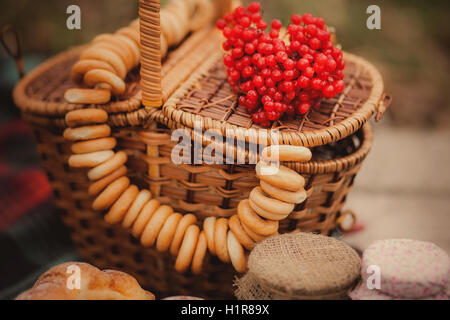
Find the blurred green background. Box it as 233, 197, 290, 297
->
1, 0, 449, 127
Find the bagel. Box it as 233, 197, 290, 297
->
237, 199, 279, 236
140, 205, 174, 247
87, 151, 128, 181
174, 225, 200, 273
260, 180, 307, 204
191, 231, 208, 275
104, 185, 139, 224
122, 189, 152, 228
214, 218, 230, 263
261, 145, 312, 162
92, 176, 130, 211
249, 187, 295, 216
64, 88, 111, 105
227, 231, 247, 273
256, 162, 305, 192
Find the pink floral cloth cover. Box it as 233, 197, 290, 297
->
349, 282, 449, 300
360, 239, 449, 298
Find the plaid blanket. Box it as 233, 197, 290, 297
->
0, 115, 79, 299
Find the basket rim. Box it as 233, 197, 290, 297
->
12, 46, 142, 117
148, 107, 373, 174
162, 51, 384, 148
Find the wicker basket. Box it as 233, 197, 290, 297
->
11, 1, 388, 299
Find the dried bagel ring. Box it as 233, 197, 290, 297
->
256, 162, 305, 192
116, 27, 140, 46
91, 42, 133, 73
167, 4, 189, 43
249, 187, 294, 216
64, 124, 111, 141
115, 34, 140, 67
237, 199, 279, 236
92, 34, 135, 71
191, 231, 207, 275
122, 189, 152, 228
68, 150, 114, 168
241, 219, 269, 243
229, 215, 255, 251
104, 184, 139, 224
248, 198, 289, 221
64, 88, 111, 105
227, 230, 247, 273
80, 47, 127, 79
70, 59, 115, 83
261, 145, 312, 162
131, 199, 160, 238
140, 205, 174, 247
170, 214, 197, 256
190, 0, 214, 32
65, 108, 108, 127
203, 216, 216, 255
160, 34, 168, 59
214, 218, 230, 263
84, 69, 126, 96
88, 165, 127, 196
156, 213, 182, 252
174, 225, 200, 273
260, 180, 306, 204
160, 11, 177, 45
92, 176, 130, 211
129, 19, 139, 30
71, 137, 117, 154
87, 151, 128, 181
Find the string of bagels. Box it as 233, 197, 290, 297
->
64, 108, 311, 273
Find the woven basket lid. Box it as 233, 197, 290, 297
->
12, 26, 220, 128
236, 232, 361, 299
162, 51, 386, 148
13, 46, 142, 119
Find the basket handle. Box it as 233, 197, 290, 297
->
0, 25, 25, 79
139, 0, 233, 108
375, 93, 392, 122
139, 0, 163, 108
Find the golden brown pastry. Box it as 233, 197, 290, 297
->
15, 262, 155, 300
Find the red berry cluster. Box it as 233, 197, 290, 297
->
216, 2, 345, 127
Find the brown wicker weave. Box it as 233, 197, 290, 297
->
11, 0, 387, 299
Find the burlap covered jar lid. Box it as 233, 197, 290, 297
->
235, 232, 361, 300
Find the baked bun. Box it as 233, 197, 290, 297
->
15, 262, 155, 300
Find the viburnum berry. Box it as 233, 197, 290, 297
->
216, 19, 227, 30
218, 4, 345, 127
334, 80, 345, 93
257, 86, 267, 95
251, 13, 262, 23
247, 89, 258, 102
239, 16, 251, 28
271, 19, 282, 30
304, 67, 315, 78
291, 14, 302, 25
298, 102, 311, 114
269, 29, 279, 39
253, 75, 264, 88
323, 85, 335, 98
257, 20, 268, 30
247, 2, 261, 13
271, 69, 283, 82
244, 43, 256, 55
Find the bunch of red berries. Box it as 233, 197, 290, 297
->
216, 2, 345, 127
